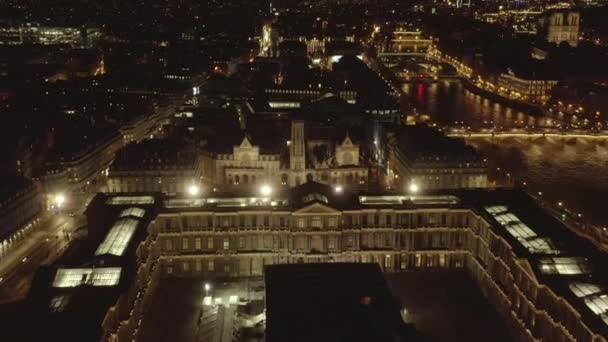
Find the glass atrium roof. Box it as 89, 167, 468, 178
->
569, 282, 608, 327
538, 257, 591, 275
95, 218, 139, 256
119, 207, 146, 218
485, 205, 560, 255
52, 267, 122, 288
106, 196, 154, 205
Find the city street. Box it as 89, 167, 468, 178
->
0, 183, 100, 303
0, 212, 82, 302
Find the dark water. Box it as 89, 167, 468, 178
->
403, 81, 608, 225
403, 81, 555, 128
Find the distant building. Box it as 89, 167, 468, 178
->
0, 177, 42, 259
108, 139, 203, 194
388, 125, 487, 190
539, 10, 580, 47
498, 69, 558, 104
0, 25, 102, 47
41, 130, 123, 206
213, 120, 368, 188
260, 23, 280, 57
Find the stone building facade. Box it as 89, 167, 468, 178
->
99, 188, 608, 342
545, 10, 580, 47
213, 120, 369, 188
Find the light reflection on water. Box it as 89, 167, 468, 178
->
402, 81, 608, 224
402, 81, 553, 128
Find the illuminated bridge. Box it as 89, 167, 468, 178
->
446, 128, 608, 139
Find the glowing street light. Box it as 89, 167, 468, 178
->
558, 201, 563, 207
334, 185, 343, 194
260, 184, 273, 197
408, 183, 419, 194
55, 194, 66, 208
204, 283, 211, 297
188, 184, 200, 196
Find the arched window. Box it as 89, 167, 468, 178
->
243, 174, 249, 184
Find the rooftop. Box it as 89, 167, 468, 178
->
265, 263, 422, 342
396, 124, 484, 163
110, 139, 199, 170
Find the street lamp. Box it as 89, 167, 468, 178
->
408, 183, 419, 194
334, 185, 343, 194
204, 283, 211, 297
55, 194, 65, 208
188, 184, 200, 196
260, 184, 272, 197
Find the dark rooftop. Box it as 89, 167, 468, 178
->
0, 176, 33, 204
397, 124, 484, 163
265, 263, 423, 342
111, 139, 198, 170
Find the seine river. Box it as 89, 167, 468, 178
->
403, 81, 608, 225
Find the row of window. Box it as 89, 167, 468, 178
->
161, 212, 474, 231
161, 230, 469, 254
163, 252, 467, 276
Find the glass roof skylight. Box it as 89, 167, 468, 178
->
538, 257, 591, 275
359, 196, 404, 205
95, 218, 139, 256
52, 267, 122, 288
570, 282, 608, 327
485, 206, 560, 255
485, 205, 508, 215
585, 295, 608, 317
119, 207, 146, 218
106, 196, 154, 205
570, 282, 603, 298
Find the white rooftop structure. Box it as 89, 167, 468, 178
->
485, 205, 560, 255
538, 257, 591, 275
164, 197, 289, 209
106, 196, 154, 205
119, 207, 146, 218
569, 282, 608, 327
95, 218, 139, 256
359, 195, 459, 206
52, 267, 122, 288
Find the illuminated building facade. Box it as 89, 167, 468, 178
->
213, 120, 368, 188
92, 188, 608, 342
388, 125, 488, 190
108, 140, 203, 194
0, 177, 42, 260
541, 10, 580, 47
0, 25, 101, 47
41, 131, 123, 207
498, 71, 559, 104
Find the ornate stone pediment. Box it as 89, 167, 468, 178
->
293, 202, 340, 215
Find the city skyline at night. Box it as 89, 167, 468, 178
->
0, 1, 608, 341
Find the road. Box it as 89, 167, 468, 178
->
0, 184, 99, 303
